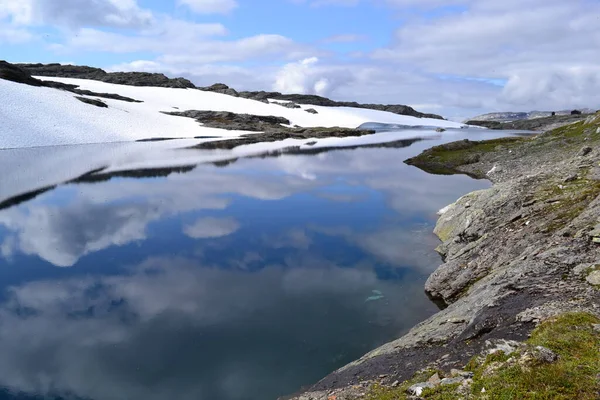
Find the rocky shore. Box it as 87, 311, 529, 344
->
286, 114, 600, 399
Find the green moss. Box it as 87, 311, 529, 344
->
470, 312, 600, 399
405, 137, 527, 176
367, 313, 600, 400
533, 172, 600, 233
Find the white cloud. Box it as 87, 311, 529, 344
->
274, 57, 354, 97
184, 217, 240, 239
371, 0, 600, 113
179, 0, 238, 14
0, 0, 153, 28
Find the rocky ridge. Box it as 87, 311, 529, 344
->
15, 63, 443, 119
1, 61, 142, 103
285, 114, 600, 399
164, 110, 376, 149
17, 63, 195, 88
201, 84, 445, 120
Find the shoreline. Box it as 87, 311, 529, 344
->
286, 114, 600, 399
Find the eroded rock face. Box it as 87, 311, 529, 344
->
284, 114, 600, 400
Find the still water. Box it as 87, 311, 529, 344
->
0, 130, 523, 400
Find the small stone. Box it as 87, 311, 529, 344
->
436, 128, 446, 133
379, 374, 388, 379
441, 377, 465, 386
586, 270, 600, 286
391, 380, 400, 387
447, 318, 467, 324
532, 346, 559, 363
592, 324, 600, 333
564, 174, 578, 183
579, 146, 593, 156
305, 108, 318, 114
428, 373, 441, 385
451, 369, 474, 378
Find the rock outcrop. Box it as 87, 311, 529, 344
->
17, 63, 196, 88
164, 110, 376, 150
1, 61, 142, 103
199, 84, 444, 119
284, 115, 600, 400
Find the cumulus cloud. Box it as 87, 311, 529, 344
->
184, 217, 240, 239
372, 0, 600, 113
274, 57, 354, 97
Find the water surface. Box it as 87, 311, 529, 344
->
0, 130, 526, 400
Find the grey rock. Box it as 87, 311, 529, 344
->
436, 128, 446, 132
450, 369, 474, 379
532, 346, 559, 363
440, 377, 465, 386
580, 146, 593, 156
272, 101, 302, 109
586, 270, 600, 286
427, 373, 441, 385
305, 108, 319, 114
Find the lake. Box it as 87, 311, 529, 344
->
0, 130, 526, 400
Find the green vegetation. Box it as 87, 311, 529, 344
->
366, 312, 600, 400
405, 137, 526, 176
533, 169, 600, 233
471, 312, 600, 399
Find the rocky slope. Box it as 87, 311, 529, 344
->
286, 114, 600, 399
15, 63, 442, 119
466, 113, 593, 131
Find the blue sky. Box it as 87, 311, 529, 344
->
1, 0, 599, 120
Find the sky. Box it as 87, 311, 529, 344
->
0, 0, 599, 121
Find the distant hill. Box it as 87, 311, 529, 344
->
468, 109, 596, 123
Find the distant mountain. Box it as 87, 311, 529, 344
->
468, 109, 596, 123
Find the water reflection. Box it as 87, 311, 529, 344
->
0, 131, 518, 400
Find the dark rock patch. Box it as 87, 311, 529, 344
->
75, 96, 108, 108
1, 61, 142, 103
164, 109, 375, 149
0, 60, 45, 86
165, 110, 291, 132
305, 108, 318, 114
